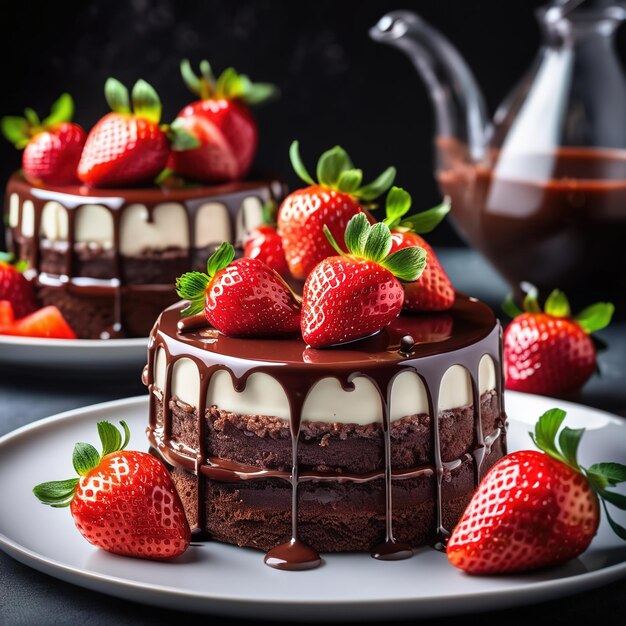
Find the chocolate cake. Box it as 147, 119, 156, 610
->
143, 294, 507, 570
4, 173, 283, 338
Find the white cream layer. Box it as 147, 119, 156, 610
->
9, 192, 264, 255
153, 349, 497, 425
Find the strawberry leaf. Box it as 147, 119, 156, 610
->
42, 93, 74, 128
363, 222, 392, 263
399, 196, 451, 234
383, 186, 412, 229
180, 59, 202, 95
207, 242, 235, 277
576, 302, 615, 334
32, 478, 78, 507
1, 116, 31, 148
344, 212, 368, 256
322, 225, 347, 256
97, 420, 129, 457
522, 284, 541, 314
355, 166, 396, 201
24, 108, 40, 127
601, 500, 626, 540
587, 462, 626, 487
544, 289, 571, 318
502, 293, 523, 319
289, 141, 315, 186
132, 79, 162, 124
243, 82, 278, 105
199, 60, 215, 85
382, 246, 427, 282
72, 442, 101, 476
176, 272, 210, 317
337, 169, 363, 194
558, 426, 584, 471
316, 146, 353, 188
105, 78, 131, 114
599, 488, 626, 510
168, 119, 201, 151
529, 408, 567, 463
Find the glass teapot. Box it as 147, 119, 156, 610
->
371, 0, 626, 308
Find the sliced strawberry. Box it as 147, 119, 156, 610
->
0, 253, 38, 319
13, 306, 76, 339
170, 61, 276, 183
278, 141, 396, 279
503, 289, 614, 395
447, 408, 626, 575
1, 93, 85, 185
33, 421, 190, 560
301, 212, 426, 348
176, 243, 301, 338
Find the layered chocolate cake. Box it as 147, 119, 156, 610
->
4, 174, 283, 338
143, 294, 507, 569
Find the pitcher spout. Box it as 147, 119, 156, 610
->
370, 11, 488, 162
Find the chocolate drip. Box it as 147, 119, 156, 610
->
144, 295, 507, 569
4, 174, 282, 338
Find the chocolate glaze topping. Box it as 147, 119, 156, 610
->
144, 294, 506, 570
5, 173, 283, 337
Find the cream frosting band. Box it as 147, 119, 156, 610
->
152, 348, 497, 425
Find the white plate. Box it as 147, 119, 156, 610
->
0, 392, 624, 621
0, 335, 147, 371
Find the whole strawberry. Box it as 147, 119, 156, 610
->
243, 201, 289, 277
278, 141, 396, 280
78, 79, 172, 187
0, 253, 37, 319
503, 289, 614, 395
1, 93, 85, 185
170, 60, 277, 183
383, 188, 455, 311
448, 408, 626, 575
301, 213, 426, 348
33, 421, 190, 560
176, 242, 301, 337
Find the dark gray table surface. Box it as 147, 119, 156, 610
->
1, 249, 625, 625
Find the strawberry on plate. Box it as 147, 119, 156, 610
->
278, 141, 396, 280
447, 407, 626, 575
383, 188, 455, 311
176, 242, 301, 337
169, 60, 277, 183
301, 212, 426, 348
243, 201, 289, 277
78, 78, 183, 188
1, 93, 85, 185
503, 288, 614, 396
0, 253, 37, 319
33, 420, 189, 560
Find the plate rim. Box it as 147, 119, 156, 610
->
1, 392, 625, 617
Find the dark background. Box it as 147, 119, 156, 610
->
0, 0, 565, 248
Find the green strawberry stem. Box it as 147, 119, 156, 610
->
1, 93, 75, 149
531, 408, 626, 539
176, 242, 235, 317
502, 287, 614, 335
289, 141, 396, 202
32, 421, 130, 508
105, 78, 162, 124
323, 212, 427, 282
382, 187, 451, 234
180, 59, 278, 105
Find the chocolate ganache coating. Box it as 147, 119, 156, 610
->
4, 173, 284, 338
144, 294, 507, 570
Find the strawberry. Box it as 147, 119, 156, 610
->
4, 305, 76, 339
0, 253, 37, 319
383, 188, 455, 311
1, 93, 85, 185
33, 421, 190, 560
447, 408, 626, 575
78, 79, 176, 188
169, 60, 276, 183
243, 201, 289, 277
503, 289, 614, 395
278, 142, 396, 280
0, 300, 14, 326
301, 213, 426, 348
176, 242, 301, 337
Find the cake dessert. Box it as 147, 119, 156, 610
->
143, 145, 507, 570
2, 62, 279, 338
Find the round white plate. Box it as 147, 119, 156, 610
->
0, 335, 147, 371
0, 392, 624, 621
